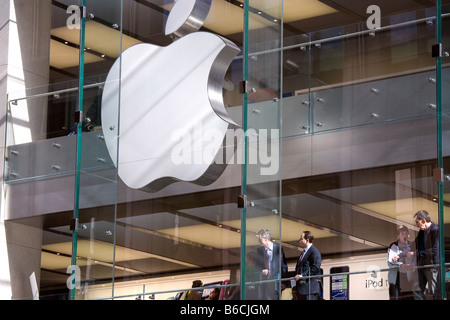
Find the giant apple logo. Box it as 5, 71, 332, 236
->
101, 0, 240, 192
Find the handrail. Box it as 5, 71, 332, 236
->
237, 13, 450, 58
90, 262, 449, 300
7, 82, 105, 104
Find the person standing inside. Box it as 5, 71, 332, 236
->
186, 280, 203, 300
409, 210, 441, 299
294, 231, 322, 300
256, 228, 288, 300
387, 225, 420, 299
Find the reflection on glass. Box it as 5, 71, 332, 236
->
2, 1, 449, 301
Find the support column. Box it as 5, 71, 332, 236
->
0, 0, 52, 299
0, 0, 13, 300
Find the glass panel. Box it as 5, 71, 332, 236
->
3, 0, 123, 300
69, 0, 122, 300
438, 0, 450, 300
69, 0, 87, 301
279, 3, 445, 301
443, 0, 450, 301
309, 10, 437, 134
242, 0, 284, 300
3, 0, 85, 300
76, 0, 244, 301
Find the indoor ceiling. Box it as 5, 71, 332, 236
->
49, 0, 340, 68
48, 0, 444, 69
50, 20, 142, 69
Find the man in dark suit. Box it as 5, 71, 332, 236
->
294, 231, 322, 300
411, 210, 441, 300
256, 228, 288, 300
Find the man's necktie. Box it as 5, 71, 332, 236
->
265, 248, 270, 273
299, 250, 305, 261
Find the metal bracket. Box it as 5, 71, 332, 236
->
433, 167, 444, 183
237, 194, 247, 208
432, 43, 442, 58
74, 110, 83, 124
82, 5, 87, 19
70, 218, 79, 231
239, 80, 248, 94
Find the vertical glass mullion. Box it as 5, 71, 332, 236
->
308, 34, 312, 134
240, 0, 249, 301
435, 0, 446, 300
111, 0, 124, 299
70, 0, 86, 301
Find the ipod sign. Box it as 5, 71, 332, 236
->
101, 0, 240, 192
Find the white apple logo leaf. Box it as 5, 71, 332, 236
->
101, 0, 240, 192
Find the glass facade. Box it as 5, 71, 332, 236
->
1, 0, 450, 301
